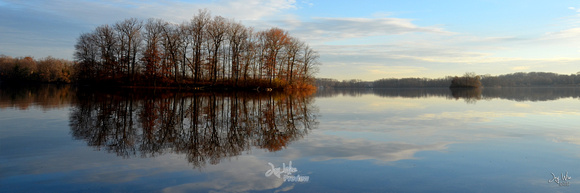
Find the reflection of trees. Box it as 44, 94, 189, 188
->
69, 90, 318, 168
450, 88, 482, 104
0, 84, 74, 110
315, 87, 580, 102
317, 88, 452, 98
481, 87, 580, 102
373, 88, 451, 99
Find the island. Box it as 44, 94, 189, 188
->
0, 10, 320, 92
449, 72, 482, 88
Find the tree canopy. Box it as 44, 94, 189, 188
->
73, 10, 320, 90
0, 55, 74, 83
450, 72, 482, 88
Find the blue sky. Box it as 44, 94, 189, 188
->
1, 0, 579, 80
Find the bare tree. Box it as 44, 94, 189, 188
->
259, 28, 290, 83
141, 18, 165, 85
72, 10, 320, 89
301, 45, 320, 84
241, 27, 257, 82
179, 22, 191, 80
160, 22, 182, 83
284, 37, 303, 84
227, 20, 247, 85
74, 32, 99, 81
188, 9, 211, 83
206, 16, 228, 83
114, 18, 143, 80
94, 24, 118, 78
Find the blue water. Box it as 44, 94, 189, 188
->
1, 86, 579, 192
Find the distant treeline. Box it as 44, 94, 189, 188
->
480, 72, 580, 87
317, 72, 580, 88
0, 55, 74, 83
73, 10, 320, 90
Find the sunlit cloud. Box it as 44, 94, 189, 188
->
543, 27, 580, 40
513, 103, 531, 108
367, 65, 428, 76
512, 66, 530, 71
283, 17, 453, 44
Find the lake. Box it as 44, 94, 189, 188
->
1, 85, 579, 192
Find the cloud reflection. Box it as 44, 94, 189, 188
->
286, 134, 451, 163
161, 156, 289, 193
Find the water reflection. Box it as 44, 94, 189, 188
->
2, 85, 580, 192
481, 87, 580, 101
316, 87, 580, 102
450, 88, 482, 104
69, 89, 318, 168
0, 84, 74, 110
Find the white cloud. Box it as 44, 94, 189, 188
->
32, 0, 297, 24
367, 65, 428, 76
512, 66, 530, 71
311, 20, 580, 79
544, 27, 580, 40
0, 0, 299, 59
371, 12, 394, 18
286, 17, 453, 43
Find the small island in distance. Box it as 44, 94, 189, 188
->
449, 72, 482, 88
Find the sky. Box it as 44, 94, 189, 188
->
1, 0, 579, 80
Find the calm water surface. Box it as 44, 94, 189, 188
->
1, 85, 579, 192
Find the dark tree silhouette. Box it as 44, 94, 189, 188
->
72, 10, 320, 90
